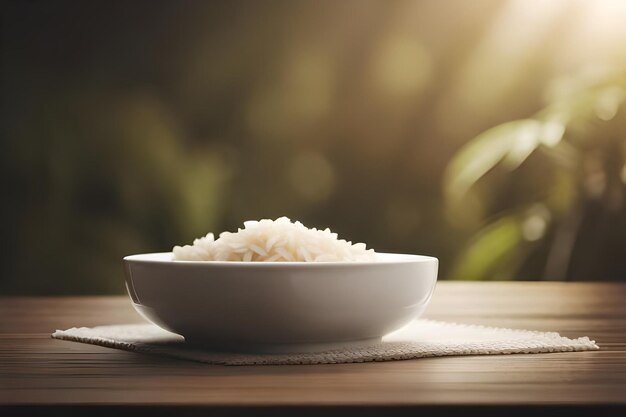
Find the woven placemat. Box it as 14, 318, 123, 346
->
52, 319, 598, 366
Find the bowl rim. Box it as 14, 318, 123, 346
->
124, 252, 438, 267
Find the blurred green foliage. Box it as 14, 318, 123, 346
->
1, 0, 626, 293
445, 70, 626, 280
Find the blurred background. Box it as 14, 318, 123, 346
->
2, 0, 626, 294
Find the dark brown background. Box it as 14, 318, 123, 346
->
2, 0, 626, 294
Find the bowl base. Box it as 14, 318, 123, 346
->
183, 337, 382, 354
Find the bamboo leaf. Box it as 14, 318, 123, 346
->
444, 118, 566, 209
449, 215, 524, 280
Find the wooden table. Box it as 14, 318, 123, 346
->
1, 282, 625, 416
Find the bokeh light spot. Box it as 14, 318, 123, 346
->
522, 204, 551, 242
371, 34, 432, 97
522, 215, 547, 242
595, 86, 625, 121
246, 48, 335, 139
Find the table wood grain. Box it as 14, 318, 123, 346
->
1, 282, 625, 416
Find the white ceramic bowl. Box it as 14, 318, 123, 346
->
123, 252, 438, 352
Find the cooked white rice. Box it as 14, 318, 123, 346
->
172, 217, 376, 262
